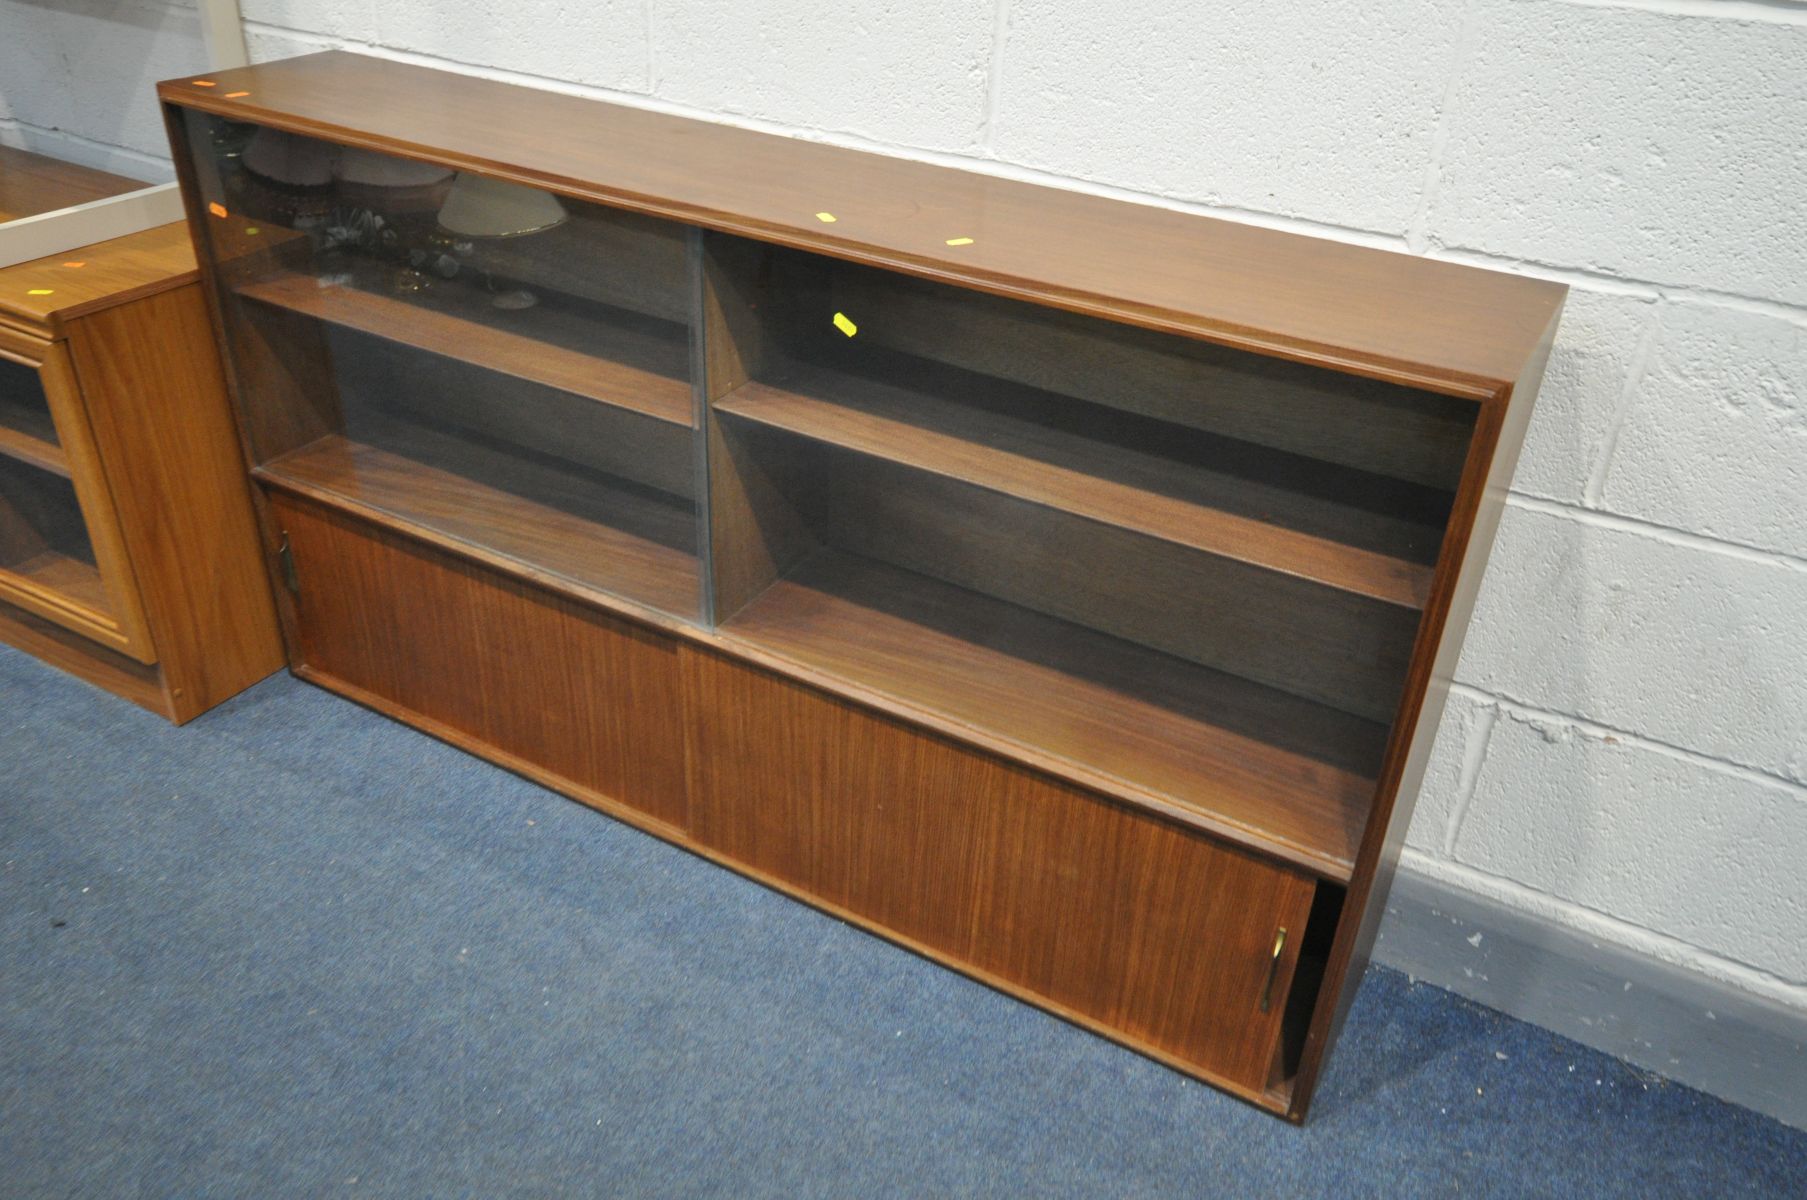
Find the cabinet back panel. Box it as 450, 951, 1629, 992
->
777, 253, 1478, 490
328, 326, 695, 499
735, 428, 1416, 723
0, 457, 95, 566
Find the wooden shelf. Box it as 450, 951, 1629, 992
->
0, 424, 68, 478
2, 549, 110, 616
720, 548, 1383, 878
238, 271, 694, 428
0, 366, 68, 476
257, 413, 700, 620
717, 354, 1446, 609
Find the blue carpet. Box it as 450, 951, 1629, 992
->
1, 643, 1802, 1198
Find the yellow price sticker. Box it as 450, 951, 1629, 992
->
945, 237, 974, 247
27, 289, 53, 296
815, 211, 837, 223
832, 312, 858, 337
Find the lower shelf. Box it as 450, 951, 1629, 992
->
257, 415, 700, 621
719, 548, 1383, 879
3, 548, 110, 614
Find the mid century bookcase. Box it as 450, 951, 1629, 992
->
161, 52, 1564, 1120
0, 200, 282, 722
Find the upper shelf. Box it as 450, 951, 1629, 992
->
238, 271, 694, 427
160, 52, 1565, 400
717, 352, 1447, 609
0, 388, 68, 477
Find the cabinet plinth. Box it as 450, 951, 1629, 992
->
162, 51, 1564, 1119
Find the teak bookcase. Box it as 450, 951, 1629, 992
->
0, 204, 282, 722
161, 51, 1564, 1120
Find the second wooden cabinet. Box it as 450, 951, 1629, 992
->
0, 224, 281, 721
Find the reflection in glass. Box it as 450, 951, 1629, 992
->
0, 0, 209, 224
183, 113, 702, 622
0, 357, 60, 449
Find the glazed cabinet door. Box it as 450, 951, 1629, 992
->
0, 324, 154, 662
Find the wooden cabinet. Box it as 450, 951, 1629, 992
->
161, 52, 1564, 1119
0, 224, 282, 721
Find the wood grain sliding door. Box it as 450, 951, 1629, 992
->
683, 646, 1316, 1094
270, 494, 688, 832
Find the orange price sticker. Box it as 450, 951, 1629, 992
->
192, 79, 216, 87
225, 91, 250, 99
62, 262, 86, 269
208, 202, 228, 218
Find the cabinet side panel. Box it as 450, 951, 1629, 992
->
67, 283, 284, 720
271, 494, 688, 830
685, 647, 1315, 1092
702, 234, 817, 620
1287, 305, 1564, 1119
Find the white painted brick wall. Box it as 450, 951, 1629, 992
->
1451, 707, 1807, 984
1458, 504, 1807, 784
0, 0, 207, 180
1601, 302, 1807, 560
382, 2, 645, 93
1510, 290, 1656, 506
1403, 691, 1493, 857
210, 0, 1807, 1021
1434, 2, 1807, 304
652, 1, 992, 151
991, 0, 1465, 232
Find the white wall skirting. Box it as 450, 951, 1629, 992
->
1373, 866, 1806, 1130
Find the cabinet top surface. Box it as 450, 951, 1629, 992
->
0, 223, 198, 336
160, 51, 1564, 398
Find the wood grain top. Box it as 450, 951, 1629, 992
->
0, 147, 146, 224
722, 548, 1383, 877
0, 223, 199, 336
160, 52, 1565, 399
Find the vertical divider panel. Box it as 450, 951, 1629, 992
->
702, 233, 816, 622
687, 227, 715, 626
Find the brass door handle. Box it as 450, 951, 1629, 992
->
1259, 927, 1288, 1013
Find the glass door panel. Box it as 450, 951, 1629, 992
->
176, 111, 704, 623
